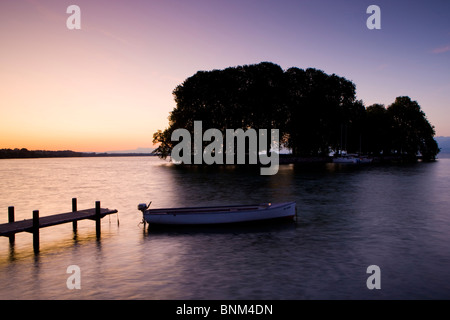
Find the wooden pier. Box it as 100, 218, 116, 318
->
0, 199, 118, 254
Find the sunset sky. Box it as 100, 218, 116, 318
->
1, 0, 449, 152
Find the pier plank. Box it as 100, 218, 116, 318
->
0, 208, 118, 237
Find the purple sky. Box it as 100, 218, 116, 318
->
1, 0, 449, 151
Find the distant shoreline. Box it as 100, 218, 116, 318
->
0, 148, 156, 159
2, 148, 448, 162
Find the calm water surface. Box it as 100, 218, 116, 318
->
0, 156, 449, 299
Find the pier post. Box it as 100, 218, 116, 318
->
72, 198, 77, 232
33, 210, 40, 254
8, 206, 15, 244
95, 201, 101, 239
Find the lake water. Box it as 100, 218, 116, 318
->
0, 156, 449, 300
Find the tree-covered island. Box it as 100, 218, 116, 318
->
153, 62, 439, 163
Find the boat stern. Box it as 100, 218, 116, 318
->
138, 202, 152, 213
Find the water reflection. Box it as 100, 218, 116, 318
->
144, 219, 298, 236
1, 157, 450, 299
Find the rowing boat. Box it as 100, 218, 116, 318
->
137, 202, 296, 225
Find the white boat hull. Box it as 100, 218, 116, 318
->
333, 157, 359, 163
332, 155, 373, 164
142, 202, 296, 225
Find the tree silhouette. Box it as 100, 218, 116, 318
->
153, 62, 439, 162
387, 96, 439, 160
284, 67, 366, 156
363, 104, 391, 155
